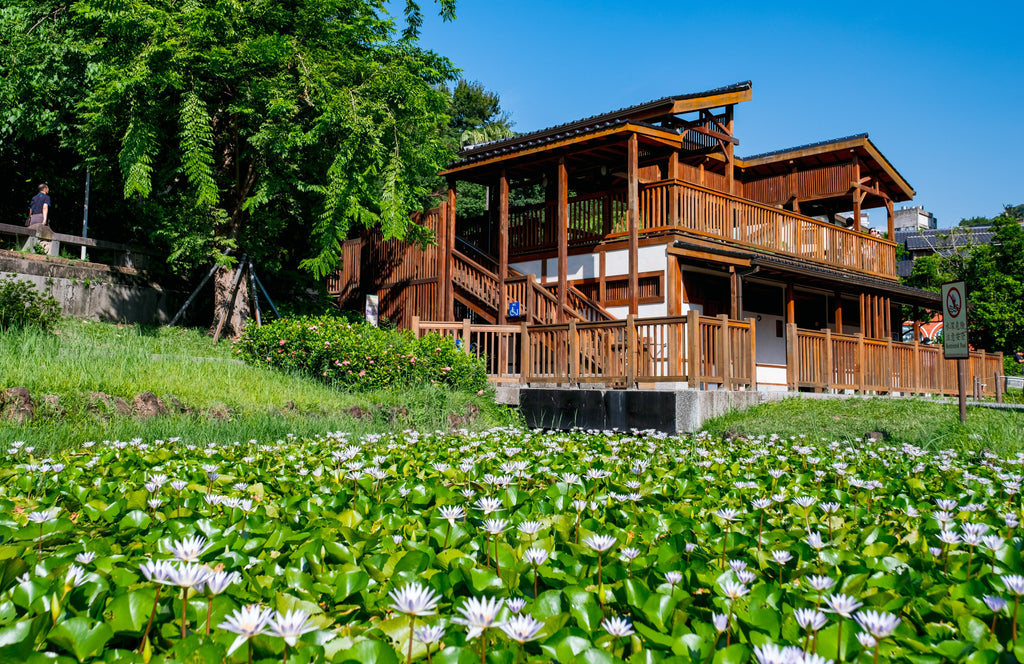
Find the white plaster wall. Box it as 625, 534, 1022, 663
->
605, 302, 667, 319
510, 259, 543, 280
755, 367, 789, 391
744, 311, 787, 367
605, 245, 666, 276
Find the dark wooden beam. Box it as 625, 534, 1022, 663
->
445, 185, 456, 321
557, 158, 568, 322
851, 154, 861, 233
627, 134, 639, 315
497, 170, 509, 325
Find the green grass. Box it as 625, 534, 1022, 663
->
700, 395, 1024, 453
0, 318, 518, 450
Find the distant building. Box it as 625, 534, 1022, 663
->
893, 206, 937, 232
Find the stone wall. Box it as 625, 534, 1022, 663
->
0, 250, 179, 324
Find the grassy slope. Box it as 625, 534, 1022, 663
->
0, 319, 517, 450
700, 395, 1024, 453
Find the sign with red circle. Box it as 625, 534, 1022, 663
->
941, 281, 968, 359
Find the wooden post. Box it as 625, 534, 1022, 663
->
747, 316, 758, 391
625, 314, 636, 389
980, 349, 987, 397
667, 151, 679, 227
526, 274, 537, 323
687, 310, 699, 388
886, 335, 894, 394
667, 257, 681, 316
445, 185, 457, 321
724, 106, 735, 195
834, 292, 843, 334
913, 340, 920, 396
411, 315, 420, 338
729, 266, 740, 319
557, 159, 568, 322
859, 293, 866, 338
719, 314, 731, 389
786, 323, 798, 390
437, 201, 448, 320
824, 328, 833, 393
498, 170, 509, 325
851, 153, 861, 233
886, 199, 895, 239
568, 320, 579, 385
461, 319, 471, 355
856, 333, 865, 393
958, 359, 967, 422
627, 134, 639, 315
785, 284, 795, 325
520, 322, 530, 385
996, 371, 1004, 403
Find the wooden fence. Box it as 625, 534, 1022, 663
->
412, 315, 1005, 397
0, 222, 150, 269
412, 311, 757, 389
788, 325, 1003, 396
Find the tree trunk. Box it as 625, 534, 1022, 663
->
211, 264, 251, 338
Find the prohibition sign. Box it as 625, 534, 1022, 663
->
945, 286, 962, 318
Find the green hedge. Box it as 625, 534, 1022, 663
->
235, 315, 488, 391
0, 276, 61, 331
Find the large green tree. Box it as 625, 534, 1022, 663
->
2, 0, 457, 332
902, 209, 1024, 356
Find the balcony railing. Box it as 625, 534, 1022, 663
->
507, 179, 898, 279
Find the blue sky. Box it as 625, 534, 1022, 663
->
406, 0, 1023, 227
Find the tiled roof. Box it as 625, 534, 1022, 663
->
741, 134, 869, 161
453, 81, 753, 166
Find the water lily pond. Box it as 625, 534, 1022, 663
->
1, 429, 1022, 664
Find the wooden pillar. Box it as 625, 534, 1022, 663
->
834, 292, 843, 334
436, 200, 448, 320
557, 158, 568, 322
445, 184, 456, 321
785, 284, 795, 325
497, 170, 509, 325
884, 297, 892, 340
725, 106, 735, 195
851, 153, 861, 233
627, 134, 639, 315
729, 266, 740, 319
886, 199, 895, 239
913, 320, 921, 342
667, 151, 679, 227
667, 256, 681, 316
859, 292, 866, 337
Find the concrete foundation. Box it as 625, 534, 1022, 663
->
0, 251, 179, 325
518, 387, 786, 433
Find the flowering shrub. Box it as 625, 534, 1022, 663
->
3, 430, 1024, 663
235, 315, 488, 391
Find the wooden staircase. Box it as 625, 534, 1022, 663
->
451, 240, 614, 324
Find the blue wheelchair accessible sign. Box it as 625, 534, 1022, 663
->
508, 301, 521, 318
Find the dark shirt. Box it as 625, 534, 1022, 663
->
29, 193, 50, 215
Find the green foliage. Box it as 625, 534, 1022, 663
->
236, 315, 488, 391
1, 0, 461, 286
0, 276, 61, 331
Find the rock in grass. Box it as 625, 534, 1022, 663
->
132, 392, 166, 418
2, 386, 34, 422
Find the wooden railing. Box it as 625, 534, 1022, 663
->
506, 179, 897, 279
412, 312, 757, 389
0, 222, 150, 269
788, 325, 1003, 396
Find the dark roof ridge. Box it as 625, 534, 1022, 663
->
459, 81, 752, 158
741, 133, 870, 161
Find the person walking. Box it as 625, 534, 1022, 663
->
27, 183, 51, 227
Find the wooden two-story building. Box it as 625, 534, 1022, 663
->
333, 81, 958, 390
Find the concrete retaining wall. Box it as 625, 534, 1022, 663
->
517, 387, 786, 434
0, 251, 178, 325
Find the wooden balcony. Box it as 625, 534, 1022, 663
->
507, 179, 898, 280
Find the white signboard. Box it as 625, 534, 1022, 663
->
941, 281, 968, 359
365, 294, 379, 327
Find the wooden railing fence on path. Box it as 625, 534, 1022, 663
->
412, 311, 757, 389
412, 315, 1003, 397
